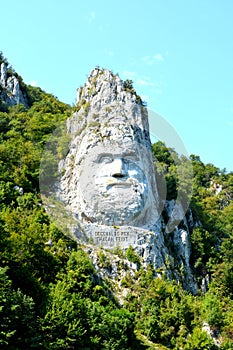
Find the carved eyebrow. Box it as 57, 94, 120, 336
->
96, 151, 139, 162
98, 153, 112, 158
96, 154, 113, 162
97, 152, 138, 161
124, 150, 137, 155
122, 151, 139, 159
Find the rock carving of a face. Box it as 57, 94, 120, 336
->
78, 142, 149, 225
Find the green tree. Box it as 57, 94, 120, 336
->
0, 267, 42, 349
42, 250, 138, 349
183, 327, 218, 350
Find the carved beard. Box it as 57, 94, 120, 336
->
78, 161, 149, 226
92, 175, 148, 225
69, 141, 151, 226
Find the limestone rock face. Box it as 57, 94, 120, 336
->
0, 62, 28, 107
0, 62, 7, 86
59, 68, 160, 229
41, 67, 197, 293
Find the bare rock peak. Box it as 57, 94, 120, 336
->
0, 57, 28, 108
40, 67, 197, 293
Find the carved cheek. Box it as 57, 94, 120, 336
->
97, 163, 112, 177
128, 169, 138, 177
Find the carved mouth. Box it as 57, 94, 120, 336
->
106, 177, 133, 189
110, 182, 131, 187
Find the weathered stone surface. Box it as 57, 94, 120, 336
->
40, 67, 197, 293
0, 62, 7, 86
202, 322, 221, 347
0, 62, 28, 107
57, 68, 162, 231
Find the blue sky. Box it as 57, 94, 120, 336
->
1, 0, 233, 171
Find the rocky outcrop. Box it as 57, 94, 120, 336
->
202, 322, 221, 347
0, 62, 28, 107
40, 67, 197, 293
59, 68, 160, 228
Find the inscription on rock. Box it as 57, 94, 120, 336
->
95, 231, 129, 242
41, 68, 162, 249
90, 228, 137, 247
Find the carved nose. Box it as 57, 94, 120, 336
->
112, 158, 125, 178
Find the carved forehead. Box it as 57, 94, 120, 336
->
76, 142, 153, 181
74, 119, 153, 169
82, 141, 146, 161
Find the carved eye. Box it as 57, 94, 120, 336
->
99, 156, 113, 163
124, 152, 138, 162
125, 156, 135, 162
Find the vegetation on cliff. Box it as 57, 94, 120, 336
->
0, 57, 232, 349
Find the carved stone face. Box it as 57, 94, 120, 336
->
77, 142, 149, 225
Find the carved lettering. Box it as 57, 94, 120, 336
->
94, 230, 130, 242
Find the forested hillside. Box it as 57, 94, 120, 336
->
0, 56, 233, 349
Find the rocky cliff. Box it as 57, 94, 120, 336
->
40, 67, 197, 293
0, 60, 28, 108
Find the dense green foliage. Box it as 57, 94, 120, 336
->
0, 60, 232, 348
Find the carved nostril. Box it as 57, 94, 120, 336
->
112, 173, 125, 178
111, 158, 125, 178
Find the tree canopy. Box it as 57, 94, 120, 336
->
0, 60, 232, 348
